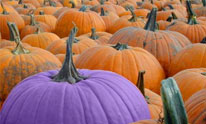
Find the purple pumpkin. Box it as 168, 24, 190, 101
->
0, 27, 150, 124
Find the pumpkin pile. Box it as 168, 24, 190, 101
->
0, 0, 205, 124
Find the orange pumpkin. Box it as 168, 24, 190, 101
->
55, 6, 106, 37
108, 8, 191, 75
20, 14, 51, 39
46, 36, 97, 55
75, 43, 165, 94
0, 3, 25, 40
173, 68, 206, 102
167, 1, 206, 43
108, 8, 145, 34
168, 43, 206, 76
0, 22, 61, 108
22, 27, 60, 49
185, 89, 206, 124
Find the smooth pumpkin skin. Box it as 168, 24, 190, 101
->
75, 46, 165, 94
173, 68, 206, 102
108, 27, 191, 75
185, 89, 206, 124
0, 46, 62, 108
169, 43, 206, 76
22, 32, 60, 49
46, 38, 97, 55
55, 9, 106, 38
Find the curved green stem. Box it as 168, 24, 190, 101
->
1, 2, 9, 15
161, 78, 188, 124
144, 8, 158, 32
52, 26, 87, 83
90, 28, 99, 40
112, 43, 129, 50
186, 0, 198, 25
69, 1, 76, 8
7, 22, 30, 55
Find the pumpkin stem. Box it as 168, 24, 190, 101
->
52, 26, 87, 83
167, 4, 174, 9
79, 5, 87, 12
1, 2, 9, 15
35, 26, 42, 34
23, 4, 28, 8
128, 7, 137, 22
29, 14, 37, 26
137, 71, 146, 97
18, 0, 23, 4
201, 72, 206, 76
202, 0, 206, 6
100, 8, 107, 16
151, 0, 153, 4
90, 28, 99, 40
112, 43, 129, 50
186, 0, 198, 25
100, 0, 104, 5
39, 10, 45, 15
200, 37, 206, 43
166, 12, 177, 22
7, 22, 30, 55
69, 1, 76, 8
48, 0, 56, 7
144, 8, 158, 32
161, 78, 188, 124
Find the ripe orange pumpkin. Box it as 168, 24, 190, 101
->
173, 68, 206, 102
0, 3, 25, 40
0, 22, 61, 108
75, 43, 165, 94
168, 43, 206, 76
108, 8, 191, 75
46, 36, 97, 55
167, 1, 206, 43
185, 89, 206, 124
22, 27, 60, 49
55, 6, 106, 37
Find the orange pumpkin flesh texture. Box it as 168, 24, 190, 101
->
55, 6, 106, 38
173, 68, 206, 102
185, 89, 206, 124
75, 43, 165, 94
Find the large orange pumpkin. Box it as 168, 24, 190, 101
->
0, 22, 61, 108
185, 89, 206, 124
173, 68, 206, 102
108, 8, 191, 75
55, 6, 106, 37
75, 43, 165, 94
22, 27, 60, 49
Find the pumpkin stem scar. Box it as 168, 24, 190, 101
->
90, 28, 99, 40
112, 43, 129, 50
186, 0, 198, 25
137, 70, 146, 97
7, 22, 30, 55
1, 2, 9, 15
52, 26, 87, 84
144, 8, 158, 32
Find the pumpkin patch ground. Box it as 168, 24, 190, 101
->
0, 0, 206, 124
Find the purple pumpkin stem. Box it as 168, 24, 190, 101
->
52, 27, 87, 83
